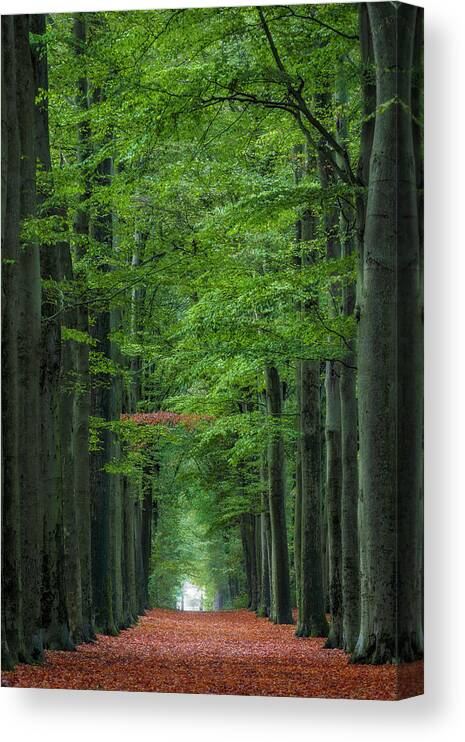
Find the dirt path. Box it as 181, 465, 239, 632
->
2, 609, 423, 699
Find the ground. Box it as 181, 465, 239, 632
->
2, 609, 423, 699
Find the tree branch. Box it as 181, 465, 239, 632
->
256, 6, 359, 186
273, 6, 359, 42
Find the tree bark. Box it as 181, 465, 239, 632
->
412, 9, 424, 646
257, 454, 272, 617
293, 363, 302, 619
60, 249, 84, 644
353, 3, 423, 664
90, 305, 117, 634
298, 358, 328, 637
29, 14, 73, 651
89, 145, 118, 634
265, 365, 293, 624
335, 68, 361, 653
15, 14, 44, 662
296, 203, 328, 638
254, 514, 262, 614
109, 306, 124, 629
140, 468, 154, 610
324, 361, 343, 648
240, 512, 258, 611
1, 15, 24, 668
72, 13, 95, 642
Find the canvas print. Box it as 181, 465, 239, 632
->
1, 2, 424, 700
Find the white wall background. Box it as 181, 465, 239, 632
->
1, 1, 464, 739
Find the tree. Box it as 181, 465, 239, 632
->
265, 365, 293, 624
353, 3, 423, 664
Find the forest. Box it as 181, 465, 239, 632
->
1, 2, 423, 693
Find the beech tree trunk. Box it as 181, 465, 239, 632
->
296, 206, 328, 638
265, 365, 293, 624
90, 146, 118, 634
60, 250, 84, 644
257, 453, 272, 617
353, 3, 423, 664
412, 9, 424, 644
73, 13, 95, 642
292, 149, 303, 623
109, 306, 124, 629
15, 14, 44, 663
30, 14, 72, 651
298, 359, 328, 637
140, 468, 154, 610
121, 234, 146, 625
324, 361, 343, 648
240, 512, 258, 611
254, 514, 262, 614
258, 488, 271, 617
293, 362, 302, 619
317, 140, 343, 648
1, 15, 24, 669
335, 71, 360, 653
90, 306, 117, 634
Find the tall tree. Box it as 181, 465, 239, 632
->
72, 13, 95, 642
30, 13, 72, 651
90, 144, 118, 634
1, 14, 24, 669
15, 13, 44, 662
296, 194, 328, 638
265, 365, 293, 624
353, 2, 423, 664
318, 144, 343, 649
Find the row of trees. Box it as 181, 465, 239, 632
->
2, 2, 423, 670
1, 14, 154, 669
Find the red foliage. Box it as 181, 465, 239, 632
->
120, 411, 212, 431
2, 609, 423, 699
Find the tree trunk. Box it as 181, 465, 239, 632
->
292, 145, 303, 622
240, 512, 258, 611
30, 14, 72, 651
317, 131, 343, 649
293, 367, 302, 618
89, 146, 117, 634
90, 306, 117, 634
259, 508, 271, 618
265, 365, 293, 624
335, 70, 360, 653
298, 359, 329, 637
122, 475, 138, 626
350, 2, 376, 658
140, 468, 154, 610
15, 14, 44, 663
1, 15, 24, 669
60, 249, 84, 644
353, 3, 423, 664
72, 13, 95, 642
355, 3, 376, 280
109, 307, 124, 629
412, 9, 424, 646
324, 361, 343, 648
254, 514, 262, 614
339, 348, 360, 652
257, 455, 272, 617
296, 202, 328, 638
134, 498, 146, 614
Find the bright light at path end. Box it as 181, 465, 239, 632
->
177, 581, 205, 611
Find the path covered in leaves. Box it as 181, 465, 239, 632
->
2, 609, 423, 699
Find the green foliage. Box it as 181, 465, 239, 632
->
42, 3, 363, 605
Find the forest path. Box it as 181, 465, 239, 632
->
2, 609, 423, 699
